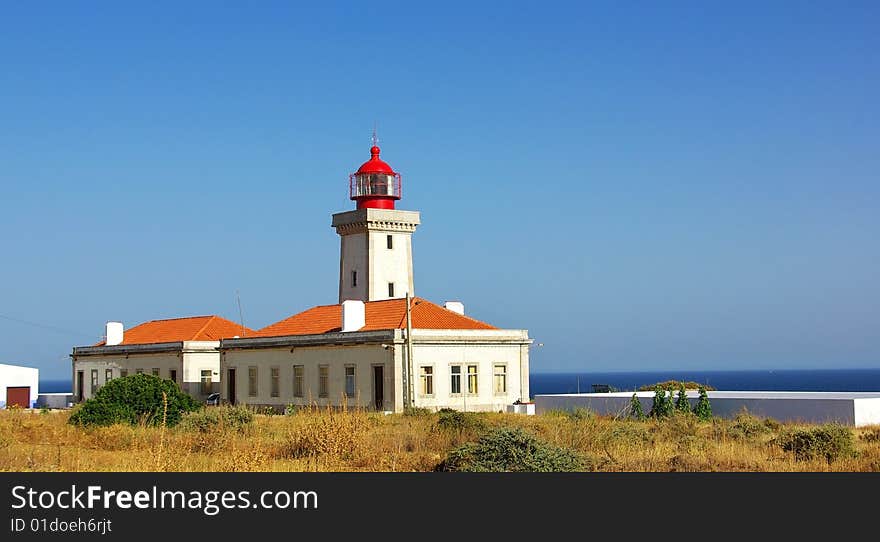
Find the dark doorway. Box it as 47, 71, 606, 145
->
6, 387, 30, 408
76, 371, 84, 402
227, 368, 236, 405
373, 366, 384, 411
169, 369, 177, 383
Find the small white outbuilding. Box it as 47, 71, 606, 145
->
0, 363, 39, 408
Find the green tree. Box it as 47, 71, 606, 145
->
69, 374, 200, 427
629, 393, 645, 420
693, 386, 712, 421
674, 384, 690, 414
649, 386, 670, 418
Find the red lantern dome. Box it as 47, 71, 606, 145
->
350, 145, 401, 209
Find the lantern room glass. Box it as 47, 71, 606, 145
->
351, 173, 400, 198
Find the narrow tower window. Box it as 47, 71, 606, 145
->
388, 282, 395, 297
352, 270, 358, 287
387, 235, 393, 249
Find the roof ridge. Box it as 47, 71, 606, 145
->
145, 315, 215, 323
192, 315, 218, 340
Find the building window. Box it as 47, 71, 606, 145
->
201, 370, 213, 395
467, 365, 478, 394
152, 368, 160, 377
293, 365, 304, 397
387, 235, 393, 249
248, 367, 258, 397
450, 365, 462, 394
105, 368, 113, 383
169, 369, 177, 383
271, 367, 280, 398
388, 282, 394, 297
420, 366, 434, 396
120, 369, 128, 378
91, 369, 98, 392
318, 366, 329, 398
352, 270, 358, 287
136, 369, 143, 375
494, 364, 507, 394
345, 366, 356, 398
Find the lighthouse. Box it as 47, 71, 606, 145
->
332, 141, 420, 303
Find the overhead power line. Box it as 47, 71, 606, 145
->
0, 314, 93, 339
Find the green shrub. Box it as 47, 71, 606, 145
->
629, 393, 646, 420
649, 387, 673, 418
403, 406, 433, 417
692, 387, 712, 421
435, 427, 584, 472
777, 424, 855, 464
674, 385, 690, 414
728, 411, 771, 440
435, 408, 486, 432
859, 428, 880, 443
178, 405, 254, 433
638, 380, 716, 392
566, 408, 595, 421
68, 374, 200, 427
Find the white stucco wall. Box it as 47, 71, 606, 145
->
367, 229, 414, 300
220, 329, 531, 413
854, 398, 880, 427
72, 352, 182, 401
333, 208, 419, 303
0, 364, 39, 407
409, 339, 529, 412
221, 343, 395, 410
339, 231, 369, 302
72, 342, 221, 401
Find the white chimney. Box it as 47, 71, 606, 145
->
444, 301, 465, 315
341, 300, 365, 332
105, 321, 124, 346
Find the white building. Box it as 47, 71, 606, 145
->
0, 363, 39, 408
71, 316, 253, 402
220, 142, 532, 412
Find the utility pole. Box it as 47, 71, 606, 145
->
405, 291, 415, 409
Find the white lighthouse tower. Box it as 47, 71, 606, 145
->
332, 139, 420, 303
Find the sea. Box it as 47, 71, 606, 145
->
39, 368, 880, 395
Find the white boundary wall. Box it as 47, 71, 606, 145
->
535, 391, 880, 427
0, 364, 40, 408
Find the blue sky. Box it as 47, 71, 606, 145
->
1, 1, 878, 379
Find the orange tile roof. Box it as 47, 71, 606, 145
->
254, 297, 497, 338
96, 315, 253, 346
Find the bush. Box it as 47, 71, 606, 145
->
284, 411, 370, 460
728, 411, 772, 440
435, 408, 486, 432
178, 405, 254, 433
859, 428, 880, 443
403, 407, 433, 417
69, 374, 200, 427
674, 385, 690, 414
692, 387, 712, 421
638, 380, 716, 392
777, 424, 856, 464
435, 427, 584, 472
649, 387, 673, 418
629, 393, 646, 420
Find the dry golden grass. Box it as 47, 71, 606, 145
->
1, 407, 879, 472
